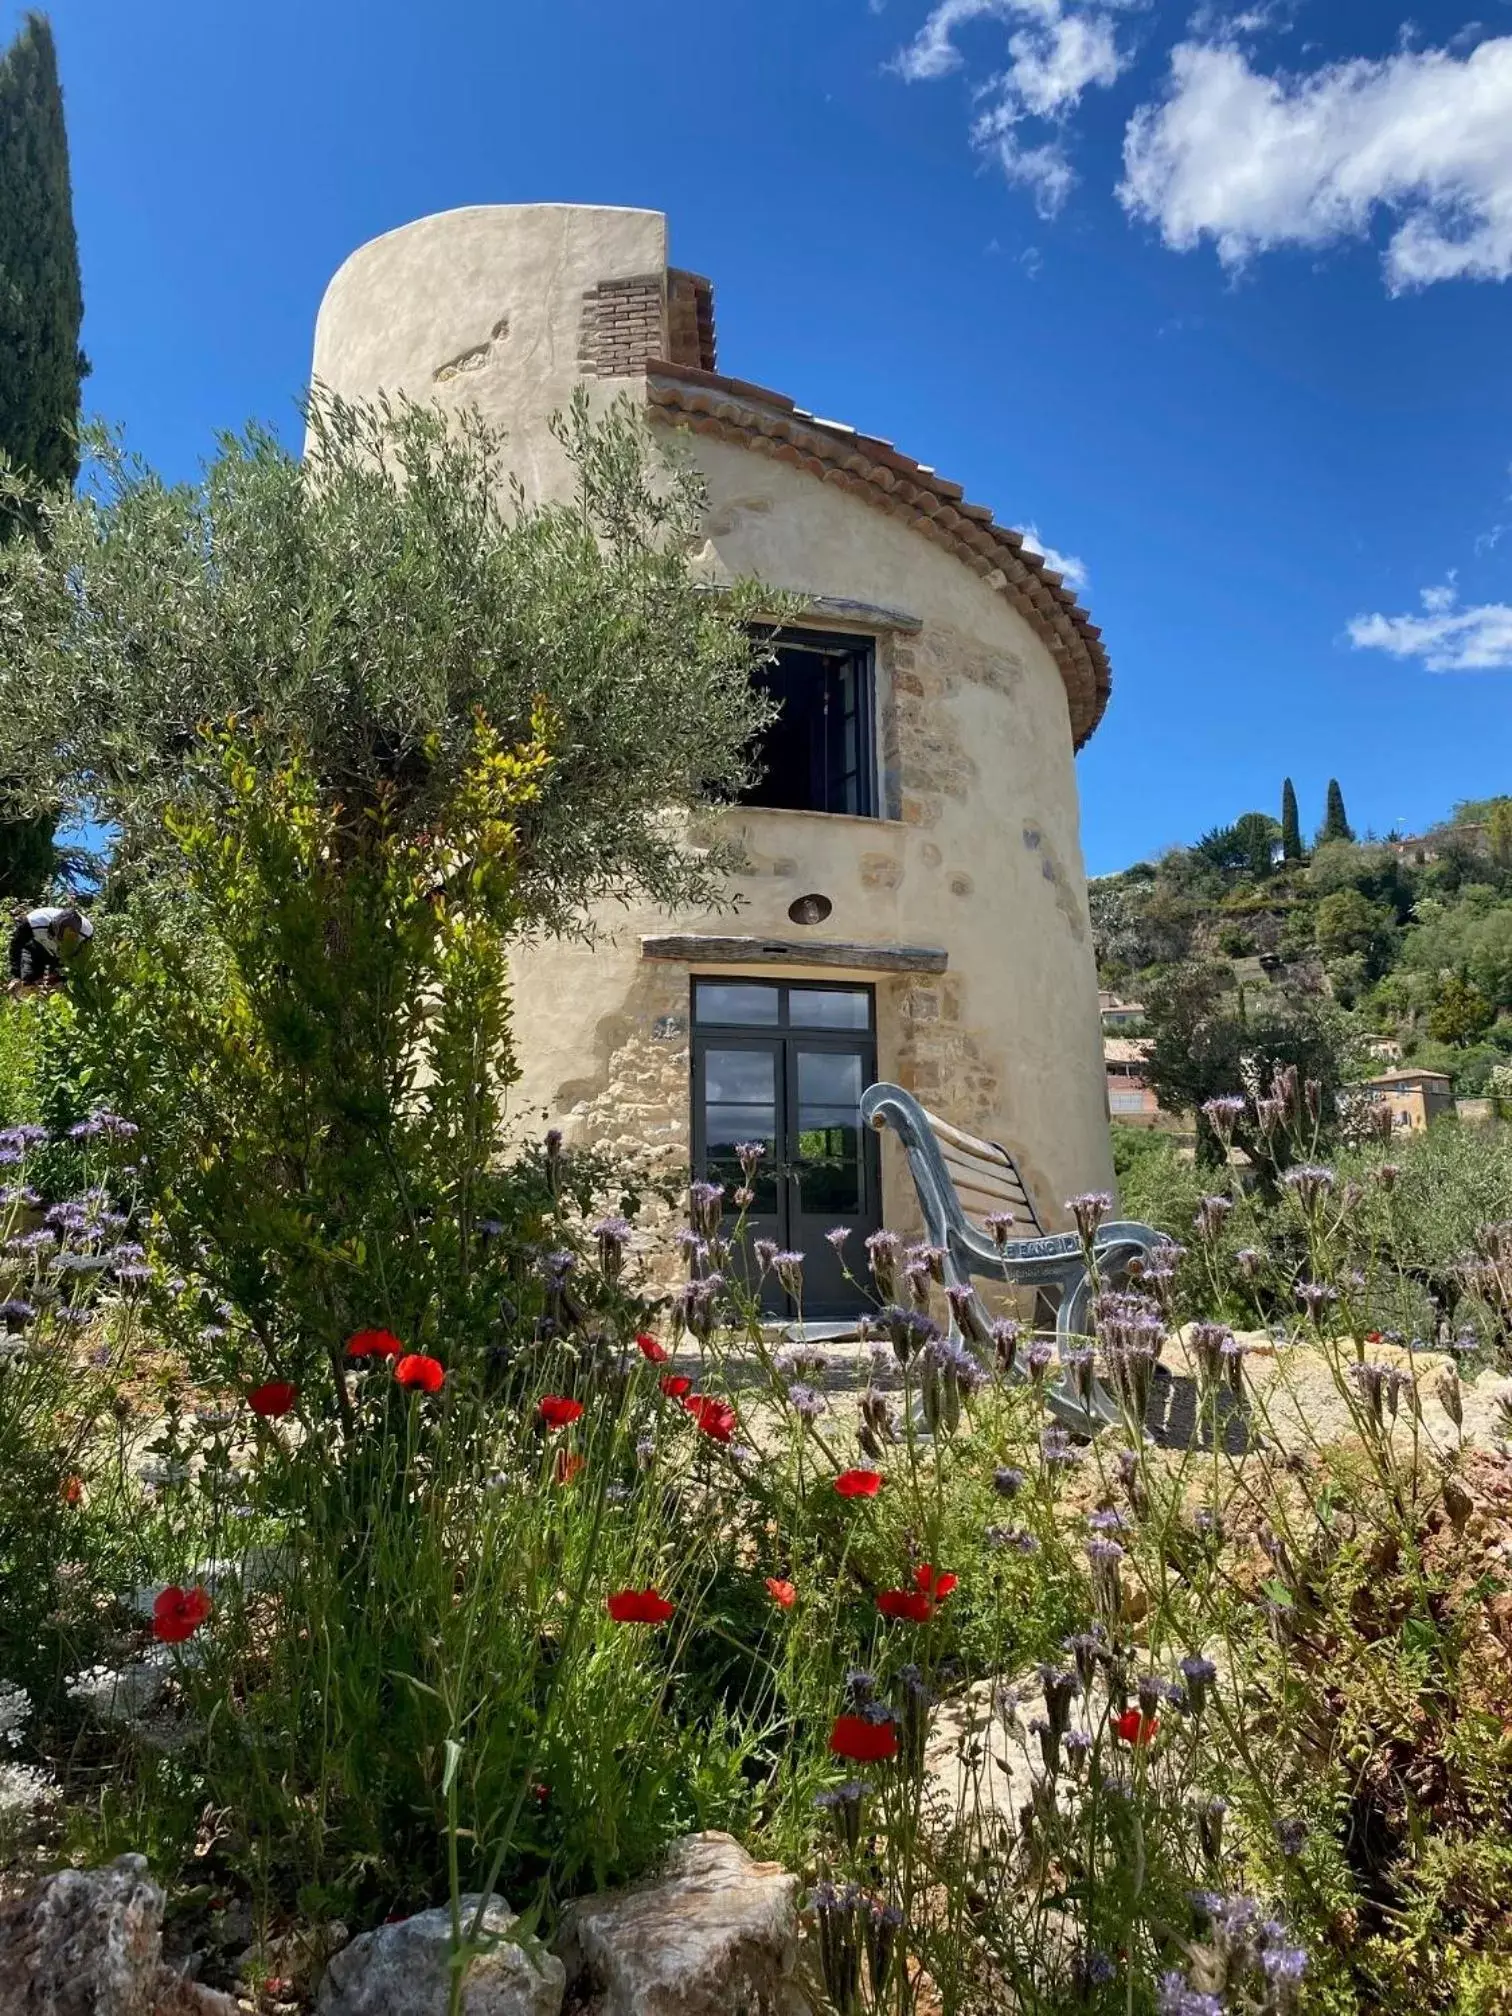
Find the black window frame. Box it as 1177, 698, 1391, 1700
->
689, 979, 883, 1300
739, 627, 878, 820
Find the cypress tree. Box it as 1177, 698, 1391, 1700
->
1319, 778, 1354, 846
1280, 777, 1302, 861
0, 12, 85, 896
0, 11, 87, 498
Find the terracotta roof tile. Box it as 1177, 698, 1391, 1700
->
638, 358, 1109, 746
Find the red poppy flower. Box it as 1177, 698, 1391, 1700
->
531, 1782, 550, 1806
913, 1563, 958, 1603
152, 1585, 212, 1644
346, 1328, 404, 1360
59, 1475, 83, 1506
1114, 1708, 1159, 1745
552, 1449, 585, 1486
684, 1394, 737, 1443
539, 1395, 584, 1429
605, 1587, 675, 1624
636, 1332, 669, 1364
394, 1353, 445, 1394
248, 1380, 297, 1418
1365, 1330, 1383, 1344
660, 1374, 692, 1400
834, 1469, 884, 1498
765, 1578, 797, 1610
829, 1714, 899, 1763
877, 1589, 934, 1622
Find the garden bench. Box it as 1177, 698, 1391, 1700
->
859, 1082, 1164, 1434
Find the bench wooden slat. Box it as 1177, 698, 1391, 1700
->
928, 1119, 1043, 1231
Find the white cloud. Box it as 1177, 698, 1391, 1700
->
1120, 33, 1512, 289
1348, 580, 1512, 671
894, 0, 1004, 82
1019, 522, 1090, 593
895, 1, 1135, 213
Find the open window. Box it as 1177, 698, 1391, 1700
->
740, 630, 876, 818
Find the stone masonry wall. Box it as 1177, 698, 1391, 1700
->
549, 958, 692, 1295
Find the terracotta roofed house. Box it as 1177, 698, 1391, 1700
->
1358, 1066, 1455, 1133
310, 204, 1115, 1316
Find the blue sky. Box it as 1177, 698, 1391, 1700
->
20, 0, 1512, 875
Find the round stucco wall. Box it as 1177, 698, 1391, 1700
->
311, 203, 670, 498
310, 203, 1115, 1250
504, 441, 1114, 1236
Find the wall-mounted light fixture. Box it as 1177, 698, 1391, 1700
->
787, 893, 833, 926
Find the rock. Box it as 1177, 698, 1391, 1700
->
315, 1895, 563, 2016
555, 1831, 809, 2016
0, 1855, 237, 2016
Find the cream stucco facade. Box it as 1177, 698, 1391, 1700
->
311, 203, 1115, 1298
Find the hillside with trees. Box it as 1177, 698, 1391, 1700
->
1091, 779, 1512, 1107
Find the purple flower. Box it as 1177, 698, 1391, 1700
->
1041, 1425, 1082, 1468
987, 1525, 1038, 1554
1201, 1095, 1246, 1137
772, 1249, 805, 1295
907, 1242, 947, 1284
865, 1229, 902, 1301
1195, 1194, 1233, 1238
983, 1210, 1017, 1247
785, 1382, 825, 1421
734, 1142, 765, 1175
1260, 1943, 1308, 1988
67, 1109, 138, 1142
1274, 1815, 1308, 1857
824, 1226, 850, 1254
1156, 1974, 1223, 2016
881, 1304, 940, 1366
592, 1216, 631, 1280
1282, 1163, 1336, 1210
989, 1317, 1020, 1373
688, 1179, 725, 1238
992, 1465, 1025, 1500
0, 1299, 35, 1331
1067, 1192, 1113, 1242
1295, 1279, 1337, 1319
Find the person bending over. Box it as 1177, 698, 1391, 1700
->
7, 905, 94, 993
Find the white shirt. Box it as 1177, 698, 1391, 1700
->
26, 908, 94, 954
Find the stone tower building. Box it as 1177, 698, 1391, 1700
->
311, 204, 1115, 1317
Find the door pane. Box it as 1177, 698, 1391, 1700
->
788, 989, 872, 1030
705, 1049, 776, 1105
695, 982, 780, 1026
794, 1049, 864, 1214
701, 1048, 779, 1212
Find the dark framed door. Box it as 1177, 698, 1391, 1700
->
691, 979, 880, 1320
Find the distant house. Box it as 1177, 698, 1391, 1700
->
1387, 823, 1485, 866
1360, 1034, 1403, 1064
1356, 1066, 1455, 1133
1105, 1036, 1160, 1124
1099, 995, 1147, 1031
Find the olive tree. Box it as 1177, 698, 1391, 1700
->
0, 387, 775, 931
0, 390, 778, 1395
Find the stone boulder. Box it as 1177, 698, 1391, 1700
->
315, 1895, 563, 2016
0, 1856, 237, 2016
555, 1832, 809, 2016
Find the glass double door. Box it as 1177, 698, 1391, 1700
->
692, 980, 880, 1320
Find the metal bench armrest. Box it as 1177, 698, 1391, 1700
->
860, 1081, 1165, 1434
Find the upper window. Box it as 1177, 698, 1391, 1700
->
740, 631, 876, 818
